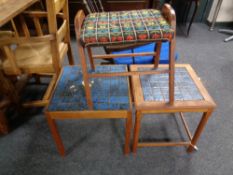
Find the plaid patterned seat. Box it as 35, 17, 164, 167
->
81, 9, 174, 46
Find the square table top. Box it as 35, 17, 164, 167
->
130, 64, 216, 112
47, 65, 131, 112
0, 0, 38, 27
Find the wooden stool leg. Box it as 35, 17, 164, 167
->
132, 111, 142, 153
154, 41, 162, 68
46, 113, 65, 156
124, 112, 132, 155
87, 47, 95, 71
67, 42, 75, 65
169, 38, 175, 105
187, 110, 213, 153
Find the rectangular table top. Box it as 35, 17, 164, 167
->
47, 65, 131, 112
0, 0, 38, 27
130, 64, 216, 111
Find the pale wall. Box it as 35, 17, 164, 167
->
208, 0, 233, 22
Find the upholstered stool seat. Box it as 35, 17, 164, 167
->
81, 9, 174, 46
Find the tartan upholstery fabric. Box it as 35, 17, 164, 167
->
81, 9, 174, 46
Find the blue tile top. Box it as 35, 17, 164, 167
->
140, 68, 203, 102
48, 65, 130, 111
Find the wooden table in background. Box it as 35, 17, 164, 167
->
0, 0, 38, 27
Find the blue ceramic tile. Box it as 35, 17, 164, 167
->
48, 65, 130, 111
139, 67, 204, 102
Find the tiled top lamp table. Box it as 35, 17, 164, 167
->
45, 65, 132, 156
130, 64, 216, 153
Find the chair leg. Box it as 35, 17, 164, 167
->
169, 38, 175, 105
87, 47, 95, 70
77, 43, 93, 109
184, 1, 192, 25
154, 41, 162, 68
187, 110, 213, 153
132, 111, 142, 154
46, 113, 65, 157
187, 0, 199, 36
219, 29, 233, 42
67, 42, 75, 65
124, 112, 132, 155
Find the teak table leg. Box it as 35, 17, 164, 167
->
169, 38, 175, 105
133, 111, 142, 153
124, 112, 132, 154
187, 110, 213, 153
46, 113, 65, 156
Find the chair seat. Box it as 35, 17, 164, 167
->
2, 41, 67, 75
81, 9, 174, 46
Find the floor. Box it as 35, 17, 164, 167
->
0, 23, 233, 175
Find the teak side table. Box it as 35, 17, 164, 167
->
130, 64, 216, 153
45, 65, 132, 156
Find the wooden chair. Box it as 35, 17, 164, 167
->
82, 0, 162, 62
0, 0, 74, 107
74, 3, 176, 109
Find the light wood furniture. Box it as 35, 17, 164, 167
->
0, 0, 74, 107
74, 4, 176, 110
45, 65, 132, 156
0, 0, 39, 132
0, 0, 39, 27
130, 64, 216, 153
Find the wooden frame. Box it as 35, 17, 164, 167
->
130, 64, 216, 153
74, 3, 176, 109
45, 66, 133, 156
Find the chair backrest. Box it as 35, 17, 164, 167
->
83, 0, 104, 13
